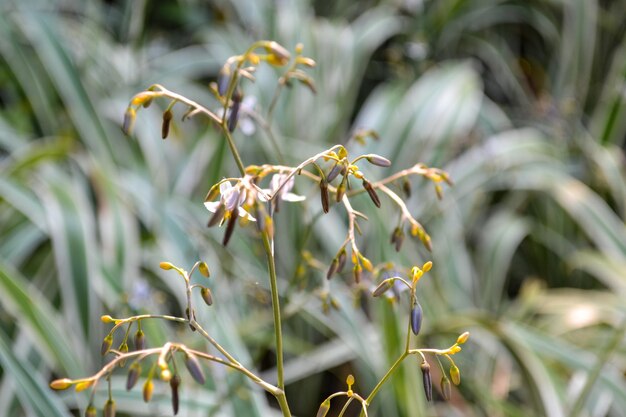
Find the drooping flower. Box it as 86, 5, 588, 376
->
204, 181, 256, 224
265, 174, 305, 202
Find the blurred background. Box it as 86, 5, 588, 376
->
1, 0, 626, 416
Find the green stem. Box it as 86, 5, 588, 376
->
275, 391, 292, 417
364, 352, 408, 406
222, 128, 246, 176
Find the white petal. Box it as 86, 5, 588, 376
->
219, 181, 232, 194
237, 207, 257, 221
282, 193, 306, 202
204, 201, 220, 213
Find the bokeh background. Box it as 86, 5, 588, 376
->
1, 0, 626, 416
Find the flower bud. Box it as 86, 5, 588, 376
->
456, 331, 470, 345
143, 379, 154, 403
372, 279, 393, 297
420, 361, 432, 401
390, 227, 404, 252
265, 41, 290, 66
440, 376, 452, 401
185, 353, 206, 385
50, 378, 73, 390
85, 405, 96, 417
198, 262, 210, 278
353, 263, 362, 284
326, 163, 341, 182
162, 109, 173, 139
320, 179, 330, 213
365, 154, 391, 167
422, 261, 433, 272
100, 315, 114, 323
126, 362, 141, 391
104, 399, 116, 417
335, 179, 346, 202
122, 107, 136, 136
159, 262, 175, 270
200, 287, 213, 306
362, 179, 381, 208
316, 399, 330, 417
450, 365, 461, 385
75, 380, 94, 392
101, 335, 113, 356
134, 329, 145, 351
326, 257, 338, 280
336, 249, 347, 273
222, 212, 238, 246
410, 302, 423, 336
217, 66, 231, 96
170, 375, 181, 415
227, 89, 242, 132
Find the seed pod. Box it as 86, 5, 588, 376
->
362, 179, 381, 208
320, 179, 330, 213
50, 378, 73, 390
85, 404, 96, 417
200, 287, 213, 306
410, 302, 423, 335
326, 163, 341, 182
227, 90, 242, 132
162, 109, 173, 139
450, 365, 461, 385
222, 212, 238, 246
122, 108, 136, 135
217, 66, 231, 96
420, 361, 432, 402
335, 178, 346, 202
134, 329, 145, 351
104, 399, 116, 417
326, 257, 338, 280
372, 279, 393, 297
143, 379, 154, 403
207, 203, 225, 227
365, 154, 391, 167
185, 353, 206, 385
170, 375, 181, 415
441, 376, 452, 401
101, 335, 113, 356
316, 399, 331, 417
126, 362, 141, 391
198, 262, 210, 278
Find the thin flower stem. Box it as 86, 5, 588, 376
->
363, 352, 408, 406
337, 397, 355, 417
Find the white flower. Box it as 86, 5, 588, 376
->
265, 174, 305, 202
204, 181, 256, 222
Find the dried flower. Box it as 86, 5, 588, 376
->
170, 375, 181, 415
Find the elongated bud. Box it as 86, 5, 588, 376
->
85, 405, 96, 417
420, 361, 432, 402
122, 108, 136, 136
162, 109, 173, 139
410, 302, 423, 335
320, 179, 329, 213
207, 203, 226, 227
362, 179, 381, 208
101, 335, 113, 356
365, 154, 391, 167
185, 353, 206, 385
440, 376, 452, 401
372, 279, 394, 297
143, 379, 154, 402
222, 212, 238, 246
101, 315, 114, 323
456, 331, 470, 345
119, 342, 129, 367
227, 89, 242, 132
327, 257, 338, 280
326, 163, 341, 182
353, 263, 362, 284
450, 365, 461, 385
200, 287, 213, 306
391, 227, 404, 252
316, 399, 331, 417
423, 261, 433, 272
360, 256, 373, 272
336, 179, 346, 202
337, 249, 347, 273
159, 262, 175, 270
104, 399, 116, 417
75, 380, 94, 392
402, 178, 411, 197
126, 362, 141, 391
265, 41, 290, 65
217, 66, 231, 96
134, 329, 145, 351
198, 261, 210, 277
170, 375, 181, 415
50, 378, 73, 390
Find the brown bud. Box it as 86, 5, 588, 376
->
391, 227, 404, 252
336, 249, 347, 274
222, 212, 238, 246
420, 361, 432, 402
402, 178, 411, 197
104, 399, 116, 417
126, 362, 141, 391
122, 108, 136, 136
200, 287, 213, 306
227, 89, 242, 132
134, 329, 145, 351
101, 335, 113, 356
326, 163, 341, 182
161, 109, 173, 139
185, 353, 206, 385
441, 376, 452, 401
320, 179, 330, 213
353, 264, 362, 284
143, 379, 154, 403
326, 257, 338, 280
362, 179, 381, 208
372, 279, 393, 297
170, 375, 181, 415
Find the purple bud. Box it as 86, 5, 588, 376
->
410, 302, 423, 335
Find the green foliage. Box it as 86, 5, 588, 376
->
1, 0, 626, 416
